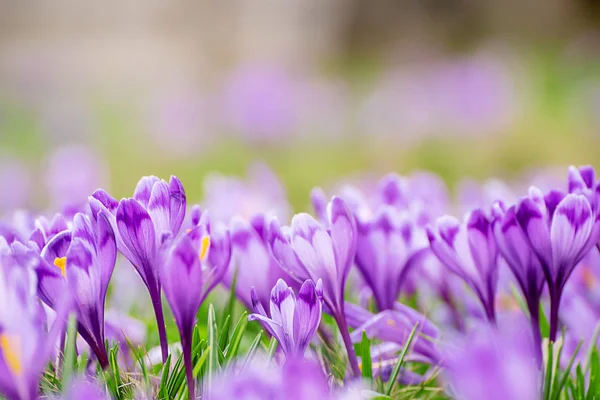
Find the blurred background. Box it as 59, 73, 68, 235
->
0, 0, 599, 213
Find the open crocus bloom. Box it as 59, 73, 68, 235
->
249, 279, 323, 361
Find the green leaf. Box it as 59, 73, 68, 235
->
62, 313, 78, 385
552, 340, 581, 400
242, 331, 263, 370
544, 340, 554, 400
360, 330, 373, 382
222, 267, 239, 328
159, 354, 172, 400
266, 337, 278, 366
225, 311, 248, 363
218, 315, 232, 351
193, 345, 211, 378
539, 302, 550, 339
385, 322, 419, 397
206, 304, 219, 396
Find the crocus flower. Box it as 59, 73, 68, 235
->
90, 175, 186, 362
491, 202, 545, 364
347, 302, 439, 364
208, 357, 331, 400
515, 184, 600, 341
427, 209, 498, 323
36, 212, 117, 368
249, 279, 323, 361
444, 317, 540, 400
161, 223, 231, 400
57, 377, 106, 400
226, 214, 296, 310
0, 256, 70, 400
355, 206, 429, 311
269, 197, 361, 376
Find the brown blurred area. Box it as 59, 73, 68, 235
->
0, 0, 596, 100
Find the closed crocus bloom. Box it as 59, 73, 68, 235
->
227, 214, 296, 310
491, 202, 545, 364
355, 206, 429, 311
161, 223, 231, 400
427, 209, 498, 323
249, 279, 323, 361
0, 259, 70, 400
269, 197, 361, 376
90, 175, 186, 362
36, 212, 117, 368
515, 185, 600, 341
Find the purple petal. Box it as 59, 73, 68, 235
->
133, 176, 160, 208
377, 173, 407, 208
328, 197, 357, 287
310, 187, 328, 223
162, 235, 204, 333
516, 197, 552, 272
268, 218, 308, 281
269, 279, 295, 336
168, 176, 186, 234
292, 279, 323, 355
147, 180, 171, 237
116, 198, 157, 284
550, 194, 594, 277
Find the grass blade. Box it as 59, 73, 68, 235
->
385, 323, 419, 396
62, 313, 78, 385
360, 330, 373, 381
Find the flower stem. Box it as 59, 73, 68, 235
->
549, 288, 562, 343
334, 312, 361, 378
528, 297, 543, 368
150, 291, 169, 363
182, 335, 195, 400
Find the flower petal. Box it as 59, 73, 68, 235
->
133, 176, 160, 208
292, 279, 323, 356
168, 176, 186, 235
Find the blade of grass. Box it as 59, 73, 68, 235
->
552, 340, 582, 400
62, 313, 78, 385
360, 331, 373, 381
266, 337, 278, 366
206, 304, 219, 396
242, 331, 263, 370
544, 340, 554, 400
385, 323, 419, 397
225, 311, 248, 362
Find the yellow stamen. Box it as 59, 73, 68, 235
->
386, 319, 396, 327
54, 257, 67, 277
199, 236, 210, 262
0, 334, 21, 375
185, 228, 191, 233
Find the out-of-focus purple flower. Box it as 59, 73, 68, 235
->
249, 279, 323, 361
347, 303, 439, 364
161, 223, 231, 399
146, 87, 214, 157
427, 209, 498, 323
0, 257, 70, 400
44, 144, 109, 210
226, 214, 296, 310
208, 358, 331, 400
36, 212, 116, 368
444, 317, 540, 400
491, 202, 545, 363
355, 207, 429, 311
457, 178, 517, 214
90, 175, 186, 362
515, 180, 600, 341
203, 163, 290, 223
222, 64, 298, 141
104, 310, 147, 370
0, 156, 31, 213
269, 196, 361, 376
57, 377, 106, 400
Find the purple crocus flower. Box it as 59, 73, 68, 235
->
226, 214, 296, 310
269, 197, 361, 376
427, 209, 498, 323
515, 184, 600, 341
161, 223, 231, 399
491, 202, 545, 364
89, 175, 186, 362
355, 206, 429, 311
249, 279, 323, 361
444, 317, 540, 400
36, 212, 117, 368
58, 377, 106, 400
208, 358, 332, 400
0, 257, 70, 400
